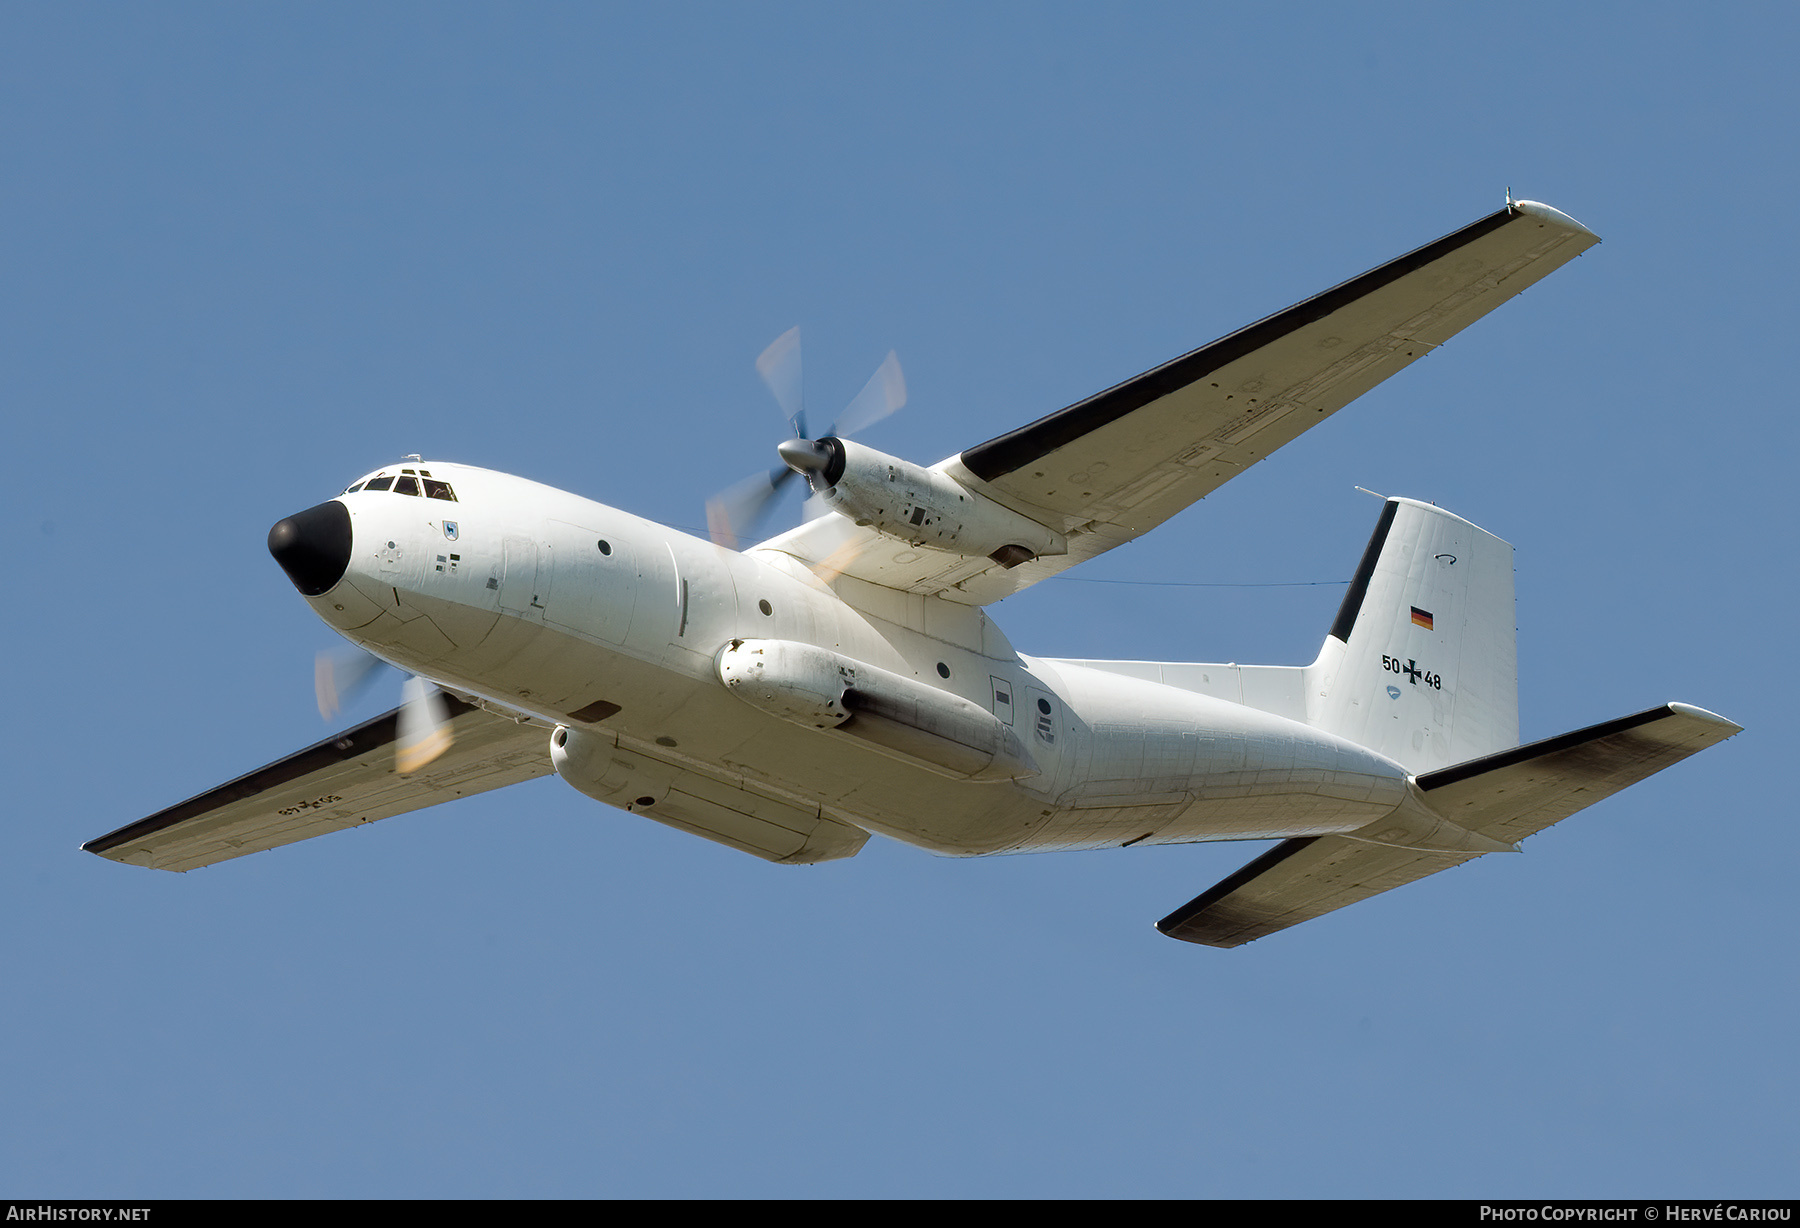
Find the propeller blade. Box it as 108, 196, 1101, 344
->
755, 326, 806, 439
315, 648, 389, 720
798, 513, 871, 586
831, 350, 906, 438
706, 465, 796, 549
724, 331, 904, 546
396, 674, 454, 776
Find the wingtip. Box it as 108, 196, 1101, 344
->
1666, 701, 1744, 735
1509, 199, 1599, 240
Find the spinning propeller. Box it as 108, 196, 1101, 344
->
315, 647, 454, 776
706, 326, 907, 549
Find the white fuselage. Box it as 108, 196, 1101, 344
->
309, 461, 1413, 857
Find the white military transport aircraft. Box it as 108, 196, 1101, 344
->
85, 199, 1741, 947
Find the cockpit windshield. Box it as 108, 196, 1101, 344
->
344, 468, 457, 501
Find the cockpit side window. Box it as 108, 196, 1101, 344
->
365, 475, 394, 491
423, 478, 457, 501
344, 481, 366, 493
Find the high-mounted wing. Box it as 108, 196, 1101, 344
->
84, 699, 554, 871
1156, 703, 1742, 948
757, 200, 1597, 605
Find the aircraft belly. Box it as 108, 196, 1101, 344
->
1019, 789, 1403, 853
319, 586, 1021, 852
391, 621, 1401, 858
1001, 660, 1412, 853
308, 612, 1411, 861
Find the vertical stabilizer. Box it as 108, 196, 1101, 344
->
1306, 498, 1517, 773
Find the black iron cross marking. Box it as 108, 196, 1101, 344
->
1403, 659, 1422, 684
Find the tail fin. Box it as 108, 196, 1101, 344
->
1307, 498, 1517, 773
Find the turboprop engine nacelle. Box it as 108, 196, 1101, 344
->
781, 436, 1067, 568
716, 638, 1039, 782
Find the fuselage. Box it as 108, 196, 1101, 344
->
279, 459, 1415, 857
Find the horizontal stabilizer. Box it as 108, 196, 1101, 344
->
1413, 702, 1741, 844
1157, 703, 1741, 947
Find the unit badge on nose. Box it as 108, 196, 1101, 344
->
443, 521, 459, 541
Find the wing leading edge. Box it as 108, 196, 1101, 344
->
758, 200, 1598, 605
84, 699, 555, 871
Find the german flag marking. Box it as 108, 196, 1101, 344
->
1411, 606, 1434, 630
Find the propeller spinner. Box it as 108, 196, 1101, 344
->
706, 327, 907, 549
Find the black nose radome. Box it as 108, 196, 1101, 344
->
268, 500, 353, 596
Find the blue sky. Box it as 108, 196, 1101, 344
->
4, 2, 1795, 1198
